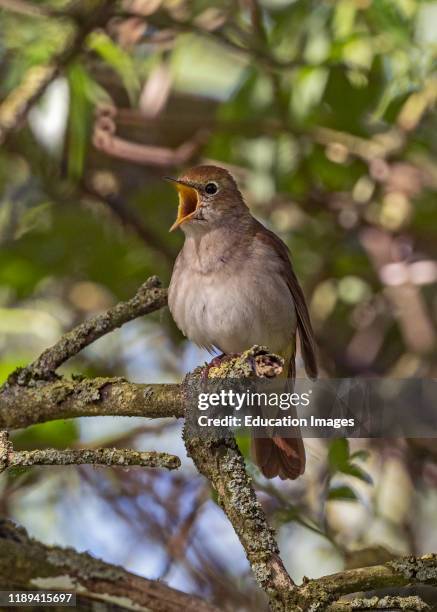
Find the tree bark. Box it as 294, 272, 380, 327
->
0, 377, 183, 429
0, 519, 220, 612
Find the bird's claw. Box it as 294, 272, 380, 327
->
202, 353, 239, 380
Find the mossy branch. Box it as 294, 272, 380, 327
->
0, 376, 182, 430
328, 595, 429, 611
299, 555, 437, 610
0, 431, 180, 473
181, 348, 437, 611
0, 519, 219, 612
0, 376, 183, 430
182, 347, 296, 612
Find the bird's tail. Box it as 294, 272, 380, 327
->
252, 435, 305, 480
251, 345, 306, 480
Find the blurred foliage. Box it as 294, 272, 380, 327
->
0, 0, 436, 374
1, 0, 437, 609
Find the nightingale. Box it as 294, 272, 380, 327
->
167, 165, 317, 479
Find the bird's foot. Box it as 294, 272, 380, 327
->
202, 353, 239, 380
202, 353, 225, 381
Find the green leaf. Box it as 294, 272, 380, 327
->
350, 449, 370, 462
66, 62, 93, 180
340, 463, 373, 485
333, 0, 357, 40
14, 202, 52, 239
328, 485, 358, 501
290, 66, 329, 118
328, 438, 350, 472
87, 32, 140, 103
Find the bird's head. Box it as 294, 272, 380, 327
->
166, 165, 247, 233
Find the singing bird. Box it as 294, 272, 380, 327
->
167, 165, 317, 479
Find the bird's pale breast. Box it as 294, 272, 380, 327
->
168, 232, 296, 355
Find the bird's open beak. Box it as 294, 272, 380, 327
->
166, 177, 200, 232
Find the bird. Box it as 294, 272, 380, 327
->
167, 165, 317, 479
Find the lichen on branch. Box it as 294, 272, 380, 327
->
0, 519, 219, 612
183, 346, 297, 611
328, 594, 429, 611
0, 377, 183, 430
0, 431, 180, 473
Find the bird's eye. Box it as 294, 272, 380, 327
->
205, 182, 218, 195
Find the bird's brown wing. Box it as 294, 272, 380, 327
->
251, 221, 316, 480
253, 220, 318, 379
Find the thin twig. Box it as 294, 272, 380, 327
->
0, 431, 180, 473
123, 8, 303, 71
161, 484, 210, 579
92, 104, 209, 166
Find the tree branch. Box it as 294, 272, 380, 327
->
93, 104, 209, 167
0, 377, 183, 430
0, 519, 219, 612
181, 347, 437, 611
300, 555, 437, 610
182, 346, 297, 612
10, 276, 167, 384
328, 595, 429, 611
0, 349, 285, 433
0, 431, 180, 473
